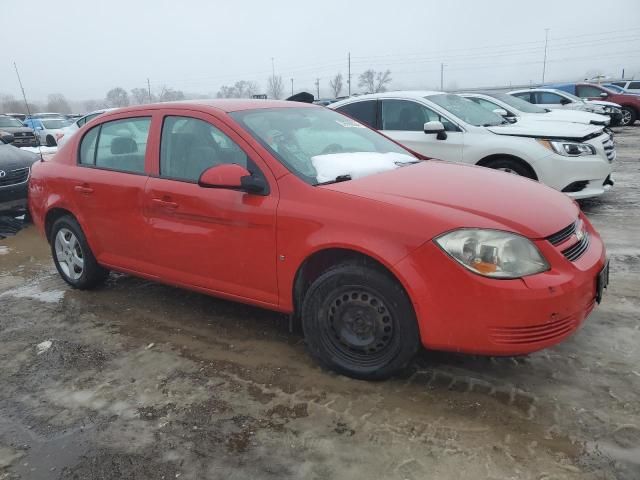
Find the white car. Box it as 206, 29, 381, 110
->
460, 92, 610, 126
22, 117, 71, 147
329, 91, 614, 199
609, 80, 640, 94
57, 108, 115, 146
508, 88, 622, 125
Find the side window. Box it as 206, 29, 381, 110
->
576, 85, 603, 98
535, 92, 564, 104
610, 82, 625, 88
94, 117, 151, 173
160, 116, 251, 182
512, 92, 532, 103
335, 101, 377, 128
79, 126, 99, 164
381, 99, 457, 132
629, 81, 640, 89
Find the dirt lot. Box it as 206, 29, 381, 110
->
1, 128, 639, 480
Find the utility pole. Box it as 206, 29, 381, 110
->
290, 78, 294, 96
315, 78, 320, 99
147, 78, 152, 103
622, 68, 625, 79
440, 63, 445, 91
271, 57, 275, 78
347, 52, 351, 96
542, 28, 549, 84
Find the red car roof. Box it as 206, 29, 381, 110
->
109, 99, 317, 114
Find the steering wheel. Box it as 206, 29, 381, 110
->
321, 143, 344, 154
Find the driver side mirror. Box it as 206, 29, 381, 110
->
424, 121, 447, 140
198, 163, 267, 195
599, 92, 608, 98
492, 108, 509, 117
559, 98, 571, 105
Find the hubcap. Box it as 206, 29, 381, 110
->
621, 110, 632, 125
322, 289, 396, 364
54, 228, 84, 280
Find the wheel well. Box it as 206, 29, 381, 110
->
292, 248, 403, 318
476, 154, 538, 180
44, 208, 75, 243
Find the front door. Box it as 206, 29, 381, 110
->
143, 112, 279, 305
379, 99, 464, 163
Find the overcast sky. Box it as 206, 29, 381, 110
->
3, 0, 640, 103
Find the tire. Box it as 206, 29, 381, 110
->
481, 157, 535, 179
46, 135, 57, 147
620, 107, 637, 126
301, 263, 420, 380
50, 215, 108, 289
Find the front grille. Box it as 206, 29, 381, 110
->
13, 132, 34, 138
602, 137, 615, 162
0, 167, 29, 187
489, 314, 577, 345
546, 222, 576, 246
562, 232, 590, 261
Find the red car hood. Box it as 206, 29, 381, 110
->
322, 161, 578, 239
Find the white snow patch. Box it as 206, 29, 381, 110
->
0, 282, 65, 303
36, 340, 52, 355
0, 246, 9, 255
312, 152, 416, 183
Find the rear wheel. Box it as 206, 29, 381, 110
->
620, 107, 637, 126
301, 264, 420, 380
482, 157, 535, 179
50, 215, 108, 289
46, 135, 57, 147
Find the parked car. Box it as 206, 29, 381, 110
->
57, 108, 116, 146
29, 100, 609, 379
602, 84, 639, 95
5, 113, 27, 122
27, 112, 66, 119
0, 143, 39, 214
22, 117, 71, 146
330, 92, 614, 199
509, 88, 623, 126
0, 115, 39, 147
547, 82, 640, 126
608, 80, 640, 94
460, 92, 610, 126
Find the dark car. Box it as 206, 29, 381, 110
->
0, 115, 39, 147
0, 144, 39, 214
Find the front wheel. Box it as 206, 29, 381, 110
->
620, 107, 637, 126
301, 264, 420, 380
46, 135, 57, 147
482, 157, 536, 179
50, 215, 108, 289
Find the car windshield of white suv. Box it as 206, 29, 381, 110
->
426, 94, 507, 127
231, 107, 418, 185
0, 117, 25, 128
42, 119, 69, 129
488, 93, 547, 114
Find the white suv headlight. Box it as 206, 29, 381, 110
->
537, 139, 596, 156
435, 229, 549, 279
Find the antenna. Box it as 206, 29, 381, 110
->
14, 62, 44, 162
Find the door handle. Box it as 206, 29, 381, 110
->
151, 198, 179, 209
74, 185, 93, 194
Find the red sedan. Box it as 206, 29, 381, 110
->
28, 100, 608, 379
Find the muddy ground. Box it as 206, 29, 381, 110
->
0, 128, 639, 480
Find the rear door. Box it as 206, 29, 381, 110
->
143, 110, 279, 305
379, 99, 464, 162
73, 113, 155, 271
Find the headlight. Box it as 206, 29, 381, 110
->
603, 106, 613, 113
537, 139, 596, 156
435, 229, 549, 279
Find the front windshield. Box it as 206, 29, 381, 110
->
42, 119, 69, 129
488, 92, 547, 114
0, 117, 25, 128
426, 94, 506, 127
558, 91, 584, 102
231, 107, 417, 185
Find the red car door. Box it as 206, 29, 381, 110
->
142, 110, 279, 306
72, 112, 157, 272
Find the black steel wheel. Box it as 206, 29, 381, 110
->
302, 263, 420, 380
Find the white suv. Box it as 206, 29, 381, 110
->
330, 91, 614, 199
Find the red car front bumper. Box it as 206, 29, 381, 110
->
395, 218, 606, 356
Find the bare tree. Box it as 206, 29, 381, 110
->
358, 69, 392, 93
267, 75, 284, 99
216, 80, 259, 98
46, 94, 71, 113
158, 87, 185, 102
329, 73, 343, 97
0, 94, 25, 113
131, 87, 154, 105
105, 87, 130, 107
